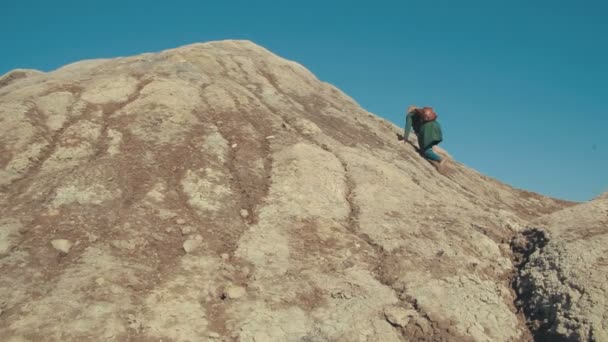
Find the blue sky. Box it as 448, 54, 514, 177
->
1, 0, 606, 201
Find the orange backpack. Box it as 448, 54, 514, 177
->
420, 107, 437, 122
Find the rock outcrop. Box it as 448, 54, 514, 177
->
0, 40, 589, 341
513, 192, 608, 341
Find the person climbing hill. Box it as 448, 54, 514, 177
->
403, 105, 446, 172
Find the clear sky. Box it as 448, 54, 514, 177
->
1, 0, 607, 201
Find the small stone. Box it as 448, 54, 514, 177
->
265, 135, 275, 140
231, 143, 238, 148
181, 226, 193, 235
183, 235, 203, 253
95, 277, 105, 286
165, 227, 173, 233
176, 218, 187, 225
51, 239, 73, 254
221, 253, 230, 261
342, 259, 355, 269
224, 285, 246, 299
331, 290, 353, 299
240, 209, 249, 219
384, 305, 416, 328
208, 332, 220, 339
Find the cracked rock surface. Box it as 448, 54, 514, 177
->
514, 193, 608, 341
0, 40, 586, 341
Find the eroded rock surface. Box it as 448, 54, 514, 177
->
514, 193, 608, 341
0, 40, 580, 341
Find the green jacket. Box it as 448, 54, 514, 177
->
404, 111, 443, 150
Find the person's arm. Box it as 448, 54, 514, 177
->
403, 106, 418, 141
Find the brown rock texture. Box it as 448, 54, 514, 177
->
0, 40, 593, 341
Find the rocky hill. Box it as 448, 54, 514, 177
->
0, 40, 600, 342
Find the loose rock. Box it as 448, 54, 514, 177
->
331, 290, 353, 300
224, 285, 246, 299
51, 239, 73, 254
183, 235, 203, 253
383, 305, 416, 328
342, 259, 355, 269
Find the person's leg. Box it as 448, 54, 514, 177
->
423, 144, 448, 173
423, 146, 442, 161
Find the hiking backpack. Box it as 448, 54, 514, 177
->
420, 107, 437, 122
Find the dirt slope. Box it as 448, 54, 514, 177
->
0, 40, 576, 341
